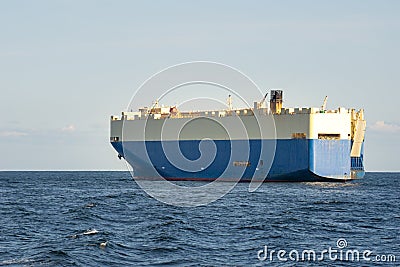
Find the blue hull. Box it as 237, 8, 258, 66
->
111, 139, 364, 182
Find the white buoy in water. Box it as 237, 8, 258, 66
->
100, 241, 108, 249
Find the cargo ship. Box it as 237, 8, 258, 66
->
110, 90, 365, 182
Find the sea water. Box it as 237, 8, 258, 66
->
0, 172, 398, 266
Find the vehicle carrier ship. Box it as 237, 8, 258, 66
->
110, 90, 366, 182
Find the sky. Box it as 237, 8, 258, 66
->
0, 0, 399, 171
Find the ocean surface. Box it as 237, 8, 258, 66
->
0, 172, 399, 266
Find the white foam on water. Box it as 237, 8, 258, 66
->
83, 229, 99, 235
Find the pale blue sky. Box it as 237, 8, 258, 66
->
0, 1, 399, 171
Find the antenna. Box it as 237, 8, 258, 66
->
321, 96, 328, 111
227, 95, 233, 111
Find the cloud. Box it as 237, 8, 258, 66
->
369, 121, 400, 133
61, 124, 76, 132
0, 131, 28, 137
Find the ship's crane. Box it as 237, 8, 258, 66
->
321, 96, 328, 111
257, 93, 268, 109
260, 93, 268, 106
